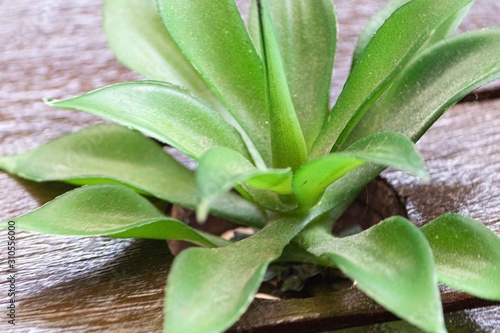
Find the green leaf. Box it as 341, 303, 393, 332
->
351, 0, 471, 68
45, 81, 250, 160
421, 3, 472, 47
293, 132, 428, 209
352, 0, 412, 68
293, 155, 364, 209
1, 184, 228, 248
248, 0, 261, 54
344, 132, 428, 178
103, 0, 218, 106
257, 0, 307, 170
165, 216, 308, 333
311, 0, 473, 158
245, 172, 292, 195
0, 124, 266, 228
299, 217, 445, 333
347, 29, 500, 145
421, 214, 500, 301
249, 0, 336, 150
308, 29, 500, 226
196, 147, 292, 221
0, 124, 190, 202
156, 0, 271, 165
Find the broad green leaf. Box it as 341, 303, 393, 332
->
293, 132, 428, 209
245, 172, 292, 195
422, 214, 500, 301
157, 0, 270, 165
196, 147, 292, 221
2, 184, 228, 248
347, 29, 500, 145
0, 124, 266, 228
310, 0, 473, 158
311, 32, 500, 226
103, 0, 217, 106
421, 3, 472, 47
294, 156, 364, 209
352, 0, 412, 68
165, 215, 309, 333
344, 132, 428, 179
351, 0, 471, 68
257, 0, 307, 170
45, 81, 250, 161
0, 124, 193, 204
249, 0, 336, 150
299, 217, 445, 333
105, 0, 263, 164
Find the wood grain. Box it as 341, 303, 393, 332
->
1, 1, 499, 332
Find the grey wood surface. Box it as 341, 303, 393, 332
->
1, 0, 499, 332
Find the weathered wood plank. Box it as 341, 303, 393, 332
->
233, 286, 499, 333
0, 1, 499, 332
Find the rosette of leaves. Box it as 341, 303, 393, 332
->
2, 0, 500, 332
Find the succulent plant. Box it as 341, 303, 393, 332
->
1, 0, 500, 332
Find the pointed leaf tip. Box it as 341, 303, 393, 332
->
422, 213, 500, 301
301, 217, 445, 333
2, 184, 228, 247
258, 0, 307, 170
293, 132, 428, 209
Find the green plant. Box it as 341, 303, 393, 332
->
1, 0, 500, 332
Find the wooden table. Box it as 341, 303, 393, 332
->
1, 1, 499, 332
